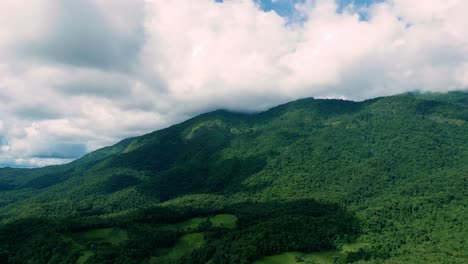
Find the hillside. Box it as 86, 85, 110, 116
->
0, 92, 467, 264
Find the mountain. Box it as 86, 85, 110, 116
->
0, 92, 467, 264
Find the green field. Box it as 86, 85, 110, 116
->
59, 214, 236, 264
76, 251, 93, 264
210, 214, 237, 228
158, 213, 237, 231
72, 228, 128, 245
150, 232, 205, 263
341, 242, 369, 253
254, 251, 346, 264
67, 228, 128, 264
253, 243, 368, 264
159, 216, 207, 232
149, 215, 236, 263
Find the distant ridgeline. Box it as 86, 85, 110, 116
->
0, 92, 467, 263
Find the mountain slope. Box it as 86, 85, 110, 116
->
0, 92, 467, 263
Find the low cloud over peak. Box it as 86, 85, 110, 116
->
0, 0, 467, 167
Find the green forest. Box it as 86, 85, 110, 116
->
0, 92, 467, 263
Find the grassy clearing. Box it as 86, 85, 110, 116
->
62, 235, 94, 264
147, 215, 236, 263
158, 214, 237, 231
253, 251, 346, 264
253, 242, 368, 264
210, 214, 237, 228
72, 228, 128, 245
157, 216, 206, 232
150, 232, 205, 263
341, 242, 369, 253
171, 217, 207, 231
65, 228, 128, 263
76, 251, 93, 264
253, 252, 298, 264
66, 214, 236, 263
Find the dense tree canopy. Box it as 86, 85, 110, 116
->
0, 92, 467, 263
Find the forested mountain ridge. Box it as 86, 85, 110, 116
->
0, 92, 467, 263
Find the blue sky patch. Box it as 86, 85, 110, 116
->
215, 0, 384, 18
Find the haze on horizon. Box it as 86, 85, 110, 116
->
0, 0, 467, 167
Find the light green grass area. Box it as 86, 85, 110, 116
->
147, 215, 236, 263
66, 228, 128, 263
175, 217, 207, 231
158, 217, 206, 232
210, 214, 237, 228
64, 214, 236, 263
72, 228, 128, 245
62, 234, 94, 263
159, 214, 237, 232
61, 235, 93, 264
341, 242, 369, 253
150, 232, 205, 263
253, 251, 346, 264
76, 251, 93, 264
253, 242, 368, 264
253, 252, 299, 264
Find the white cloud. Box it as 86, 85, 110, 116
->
0, 0, 467, 167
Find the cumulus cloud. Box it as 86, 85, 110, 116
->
16, 0, 145, 71
0, 0, 467, 167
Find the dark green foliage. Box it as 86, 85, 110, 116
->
85, 226, 179, 263
156, 157, 266, 201
200, 201, 360, 264
0, 200, 356, 264
0, 92, 467, 263
0, 181, 14, 191
346, 248, 373, 262
0, 219, 77, 263
23, 171, 70, 189
102, 174, 141, 194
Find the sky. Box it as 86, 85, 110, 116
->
0, 0, 467, 167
